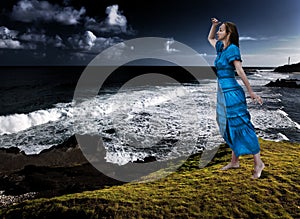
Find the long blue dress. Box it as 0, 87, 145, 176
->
215, 41, 260, 157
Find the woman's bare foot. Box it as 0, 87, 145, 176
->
221, 161, 240, 170
252, 162, 265, 179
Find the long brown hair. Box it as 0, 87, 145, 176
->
224, 22, 239, 47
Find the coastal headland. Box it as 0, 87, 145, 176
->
0, 137, 299, 218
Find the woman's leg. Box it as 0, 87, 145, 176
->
252, 153, 265, 179
221, 151, 240, 170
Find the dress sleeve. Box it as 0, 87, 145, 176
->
227, 45, 242, 63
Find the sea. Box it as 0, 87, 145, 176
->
0, 66, 299, 165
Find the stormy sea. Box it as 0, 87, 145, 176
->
0, 66, 299, 165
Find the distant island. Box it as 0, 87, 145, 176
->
264, 61, 300, 88
274, 62, 300, 73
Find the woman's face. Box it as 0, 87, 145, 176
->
217, 24, 228, 41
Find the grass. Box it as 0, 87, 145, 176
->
1, 138, 300, 218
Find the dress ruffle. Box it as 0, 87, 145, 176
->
217, 83, 260, 157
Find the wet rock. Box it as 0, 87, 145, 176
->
0, 135, 124, 198
103, 128, 116, 134
0, 134, 165, 200
265, 78, 300, 88
133, 156, 157, 163
0, 135, 88, 174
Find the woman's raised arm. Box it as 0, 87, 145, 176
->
207, 17, 220, 48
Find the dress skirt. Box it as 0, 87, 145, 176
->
216, 79, 260, 157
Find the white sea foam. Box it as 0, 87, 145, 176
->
254, 73, 262, 77
278, 133, 289, 141
72, 84, 217, 156
0, 71, 299, 165
0, 108, 69, 135
277, 109, 300, 130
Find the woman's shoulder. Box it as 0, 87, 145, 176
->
228, 43, 240, 50
227, 43, 240, 54
226, 43, 242, 62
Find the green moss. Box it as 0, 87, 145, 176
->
1, 139, 300, 218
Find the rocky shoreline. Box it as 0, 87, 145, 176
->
0, 135, 124, 207
0, 134, 162, 207
1, 139, 299, 218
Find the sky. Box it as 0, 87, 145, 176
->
0, 0, 299, 67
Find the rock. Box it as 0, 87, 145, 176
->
274, 62, 300, 73
0, 135, 88, 174
0, 134, 165, 198
265, 78, 300, 88
0, 147, 23, 155
103, 128, 116, 134
0, 135, 124, 197
133, 156, 157, 163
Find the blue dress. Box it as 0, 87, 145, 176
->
215, 41, 260, 157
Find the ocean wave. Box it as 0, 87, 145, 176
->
277, 109, 300, 130
0, 107, 72, 135
0, 71, 299, 165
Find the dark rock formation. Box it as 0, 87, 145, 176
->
274, 62, 300, 73
0, 135, 125, 198
265, 78, 300, 88
0, 135, 87, 174
0, 134, 161, 199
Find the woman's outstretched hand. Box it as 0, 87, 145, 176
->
211, 18, 221, 26
250, 92, 263, 105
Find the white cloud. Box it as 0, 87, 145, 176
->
239, 36, 257, 41
11, 0, 86, 25
240, 36, 274, 41
67, 31, 122, 52
199, 53, 207, 56
18, 30, 66, 48
85, 5, 130, 34
0, 39, 23, 49
0, 26, 19, 39
67, 31, 95, 50
106, 5, 127, 30
97, 41, 127, 60
0, 26, 23, 49
0, 25, 122, 52
271, 47, 300, 51
1, 1, 134, 64
165, 38, 180, 53
0, 26, 64, 50
78, 31, 97, 49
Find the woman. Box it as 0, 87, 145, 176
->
207, 18, 265, 179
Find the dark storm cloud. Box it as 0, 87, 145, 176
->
0, 0, 298, 66
9, 0, 132, 35
19, 30, 65, 49
0, 0, 135, 65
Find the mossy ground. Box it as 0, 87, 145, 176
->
1, 139, 299, 218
